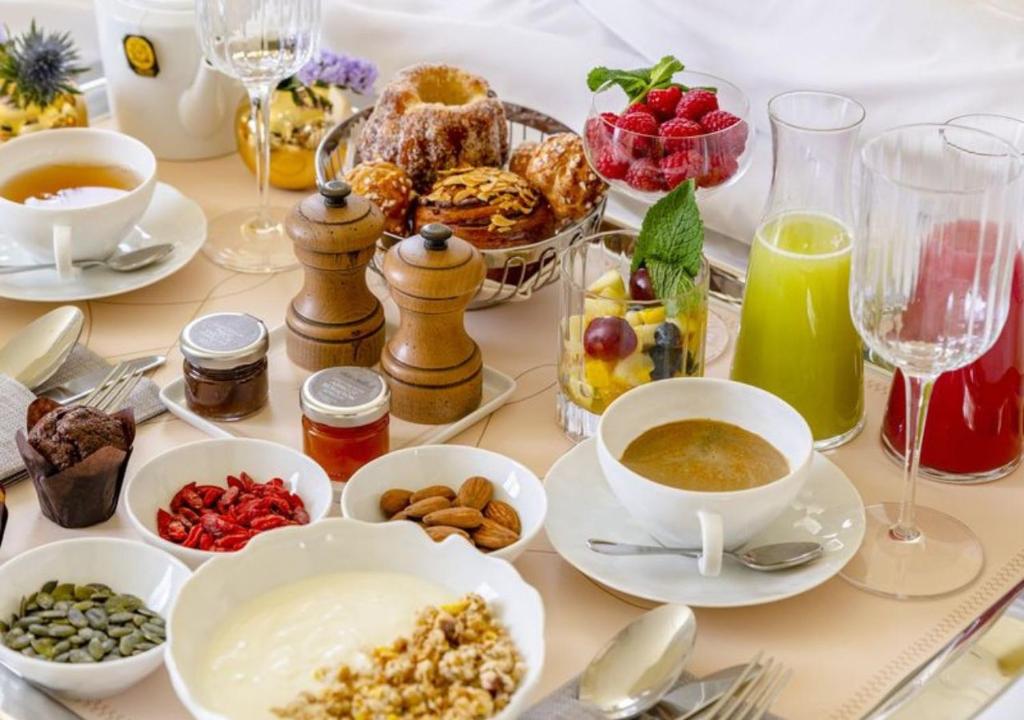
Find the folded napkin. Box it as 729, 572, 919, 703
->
523, 673, 782, 719
0, 345, 164, 483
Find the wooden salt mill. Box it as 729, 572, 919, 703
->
285, 179, 386, 370
380, 223, 486, 424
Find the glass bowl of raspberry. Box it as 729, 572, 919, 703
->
583, 70, 753, 200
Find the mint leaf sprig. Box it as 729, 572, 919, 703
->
632, 179, 704, 304
587, 55, 687, 104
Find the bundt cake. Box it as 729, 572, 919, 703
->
357, 64, 509, 192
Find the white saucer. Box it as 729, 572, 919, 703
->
544, 438, 865, 608
0, 183, 206, 302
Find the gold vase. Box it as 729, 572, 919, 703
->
235, 85, 351, 191
0, 91, 88, 143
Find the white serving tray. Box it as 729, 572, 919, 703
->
160, 324, 517, 456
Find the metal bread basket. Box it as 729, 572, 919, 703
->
315, 102, 607, 310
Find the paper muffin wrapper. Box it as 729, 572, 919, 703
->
16, 400, 136, 529
0, 492, 7, 548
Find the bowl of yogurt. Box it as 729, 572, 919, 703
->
165, 518, 545, 720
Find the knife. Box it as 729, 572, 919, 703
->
39, 354, 165, 404
641, 664, 751, 720
0, 663, 85, 720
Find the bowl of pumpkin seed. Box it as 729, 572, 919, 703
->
0, 536, 190, 699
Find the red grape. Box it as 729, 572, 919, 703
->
629, 267, 656, 301
584, 317, 638, 361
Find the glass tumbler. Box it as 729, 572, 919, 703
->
557, 230, 709, 442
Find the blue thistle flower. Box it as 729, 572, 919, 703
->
0, 21, 86, 109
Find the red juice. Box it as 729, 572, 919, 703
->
882, 252, 1024, 479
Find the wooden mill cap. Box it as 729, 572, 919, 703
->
285, 179, 384, 254
383, 223, 485, 299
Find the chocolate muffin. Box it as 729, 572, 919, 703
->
28, 406, 129, 471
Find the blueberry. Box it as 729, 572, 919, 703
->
653, 321, 683, 349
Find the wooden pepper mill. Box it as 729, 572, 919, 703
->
380, 223, 486, 424
285, 179, 386, 370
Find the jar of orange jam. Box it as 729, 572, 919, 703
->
300, 367, 390, 485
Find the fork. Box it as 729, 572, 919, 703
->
1, 362, 143, 489
682, 652, 791, 720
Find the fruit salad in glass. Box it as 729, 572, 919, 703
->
558, 229, 709, 441
582, 57, 753, 200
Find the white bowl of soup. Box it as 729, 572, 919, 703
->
596, 378, 813, 576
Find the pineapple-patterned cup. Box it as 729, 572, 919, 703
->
0, 22, 88, 143
557, 230, 709, 441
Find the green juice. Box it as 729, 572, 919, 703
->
731, 212, 864, 445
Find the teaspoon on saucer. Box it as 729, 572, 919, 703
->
0, 243, 174, 275
587, 539, 824, 572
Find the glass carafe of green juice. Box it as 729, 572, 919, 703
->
731, 92, 866, 449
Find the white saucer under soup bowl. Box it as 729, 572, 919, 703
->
597, 378, 814, 576
0, 537, 190, 699
342, 444, 547, 562
124, 438, 333, 568
166, 518, 545, 720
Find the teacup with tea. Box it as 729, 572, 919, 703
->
597, 378, 813, 577
0, 128, 156, 279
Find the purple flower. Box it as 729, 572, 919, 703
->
298, 50, 378, 94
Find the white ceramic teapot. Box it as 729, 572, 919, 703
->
94, 0, 242, 160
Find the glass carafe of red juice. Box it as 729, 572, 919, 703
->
882, 252, 1024, 481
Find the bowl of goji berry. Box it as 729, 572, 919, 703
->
124, 438, 333, 568
583, 63, 754, 200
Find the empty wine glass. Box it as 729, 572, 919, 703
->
197, 0, 321, 273
843, 124, 1023, 599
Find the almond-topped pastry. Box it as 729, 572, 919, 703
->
345, 160, 415, 236
357, 64, 509, 192
508, 141, 539, 177
521, 132, 607, 223
413, 167, 555, 249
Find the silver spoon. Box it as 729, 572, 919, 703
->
588, 539, 824, 572
0, 306, 83, 389
0, 243, 174, 275
578, 603, 697, 719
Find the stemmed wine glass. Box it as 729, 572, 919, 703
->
843, 124, 1023, 599
197, 0, 321, 273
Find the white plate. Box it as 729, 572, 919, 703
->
544, 438, 865, 608
160, 325, 518, 495
0, 182, 206, 302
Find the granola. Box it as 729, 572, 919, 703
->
272, 593, 525, 720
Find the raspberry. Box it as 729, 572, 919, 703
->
595, 146, 629, 180
698, 155, 739, 188
660, 150, 705, 189
700, 109, 742, 133
615, 112, 659, 157
624, 159, 666, 192
701, 110, 748, 155
675, 89, 719, 121
658, 118, 704, 154
646, 86, 682, 119
585, 112, 617, 150
625, 102, 657, 118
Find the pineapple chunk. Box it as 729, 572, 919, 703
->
585, 358, 615, 389
584, 297, 624, 319
612, 352, 654, 387
587, 269, 627, 300
624, 310, 643, 327
634, 323, 659, 349
638, 306, 666, 325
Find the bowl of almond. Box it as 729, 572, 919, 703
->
340, 445, 546, 561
